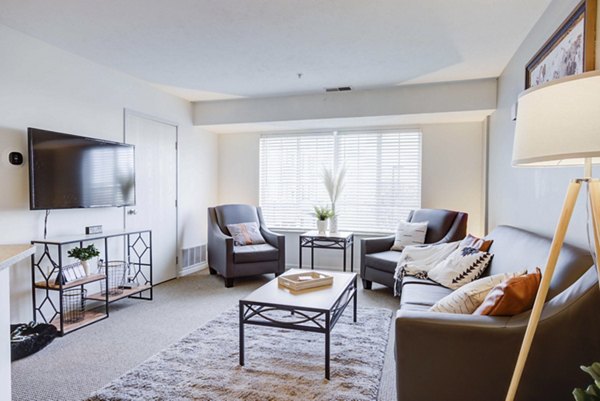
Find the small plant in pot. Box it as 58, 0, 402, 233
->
67, 244, 100, 276
573, 362, 600, 400
313, 206, 333, 233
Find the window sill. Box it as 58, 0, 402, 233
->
269, 228, 393, 237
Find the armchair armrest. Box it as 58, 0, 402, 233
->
261, 226, 284, 248
361, 235, 395, 255
207, 208, 234, 275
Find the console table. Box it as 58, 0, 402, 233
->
299, 231, 354, 272
30, 229, 153, 335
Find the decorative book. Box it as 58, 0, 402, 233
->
278, 272, 333, 292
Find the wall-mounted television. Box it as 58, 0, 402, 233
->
28, 128, 136, 210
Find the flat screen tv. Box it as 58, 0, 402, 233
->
28, 128, 136, 210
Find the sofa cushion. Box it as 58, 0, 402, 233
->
475, 267, 542, 316
233, 244, 278, 263
400, 280, 453, 308
484, 226, 593, 299
427, 248, 493, 289
365, 250, 403, 274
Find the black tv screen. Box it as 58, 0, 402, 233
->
28, 128, 136, 210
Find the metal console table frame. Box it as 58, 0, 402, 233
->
299, 231, 354, 272
239, 270, 357, 379
30, 229, 153, 336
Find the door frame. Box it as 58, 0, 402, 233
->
123, 108, 179, 273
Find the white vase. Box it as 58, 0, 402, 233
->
329, 215, 338, 233
317, 219, 328, 233
81, 260, 90, 276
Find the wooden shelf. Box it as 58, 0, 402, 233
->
34, 273, 106, 290
52, 310, 107, 334
86, 284, 152, 303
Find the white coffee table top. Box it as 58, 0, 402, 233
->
0, 244, 35, 272
241, 269, 356, 310
300, 231, 353, 240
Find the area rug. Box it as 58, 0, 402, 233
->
86, 306, 392, 401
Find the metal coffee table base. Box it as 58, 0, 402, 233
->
239, 276, 357, 380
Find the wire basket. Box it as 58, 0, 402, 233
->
62, 288, 87, 324
97, 260, 127, 296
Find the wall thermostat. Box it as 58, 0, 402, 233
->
8, 152, 23, 165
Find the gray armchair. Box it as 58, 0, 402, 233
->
360, 208, 468, 289
207, 204, 285, 288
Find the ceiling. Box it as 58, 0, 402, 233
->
0, 0, 551, 101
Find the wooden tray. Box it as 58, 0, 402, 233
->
278, 272, 333, 291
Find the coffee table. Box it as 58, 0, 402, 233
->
239, 269, 358, 379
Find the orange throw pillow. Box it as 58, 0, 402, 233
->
474, 268, 542, 316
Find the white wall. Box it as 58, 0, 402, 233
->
0, 24, 218, 324
218, 121, 485, 269
488, 0, 600, 247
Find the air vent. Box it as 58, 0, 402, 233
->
179, 244, 207, 276
325, 86, 352, 92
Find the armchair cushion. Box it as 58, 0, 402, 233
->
233, 244, 279, 264
227, 222, 266, 246
364, 250, 404, 274
390, 220, 428, 251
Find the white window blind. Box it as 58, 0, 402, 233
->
259, 129, 421, 233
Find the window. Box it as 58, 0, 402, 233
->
259, 129, 421, 233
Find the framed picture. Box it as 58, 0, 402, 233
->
525, 0, 597, 89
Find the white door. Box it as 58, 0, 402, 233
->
124, 111, 177, 284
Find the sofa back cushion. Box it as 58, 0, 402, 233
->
484, 225, 592, 299
408, 209, 458, 243
214, 204, 260, 235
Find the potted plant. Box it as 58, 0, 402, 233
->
573, 362, 600, 400
313, 206, 333, 233
67, 244, 100, 275
322, 165, 346, 233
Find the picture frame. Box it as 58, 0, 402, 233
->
525, 0, 597, 89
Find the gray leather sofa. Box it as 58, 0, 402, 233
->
395, 225, 600, 401
207, 204, 285, 287
361, 209, 468, 289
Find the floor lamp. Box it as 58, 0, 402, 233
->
506, 70, 600, 401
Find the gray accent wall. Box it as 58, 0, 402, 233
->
488, 0, 600, 248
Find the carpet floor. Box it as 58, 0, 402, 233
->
87, 307, 392, 401
11, 269, 399, 401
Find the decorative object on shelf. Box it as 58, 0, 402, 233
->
505, 71, 600, 401
572, 362, 600, 400
278, 271, 333, 292
98, 260, 127, 296
322, 165, 346, 233
53, 261, 87, 285
525, 0, 596, 89
313, 205, 333, 233
62, 288, 87, 324
67, 244, 100, 275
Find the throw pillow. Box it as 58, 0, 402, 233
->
226, 222, 266, 246
474, 267, 542, 316
427, 247, 493, 289
429, 271, 525, 314
459, 233, 493, 252
390, 221, 428, 251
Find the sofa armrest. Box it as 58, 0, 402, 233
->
361, 235, 395, 255
395, 309, 521, 401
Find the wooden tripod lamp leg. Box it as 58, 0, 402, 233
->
588, 180, 600, 286
505, 180, 582, 401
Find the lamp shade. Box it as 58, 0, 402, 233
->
512, 71, 600, 167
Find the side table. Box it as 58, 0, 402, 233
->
299, 231, 354, 272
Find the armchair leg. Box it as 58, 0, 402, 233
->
362, 279, 372, 290
209, 267, 217, 275
224, 278, 234, 288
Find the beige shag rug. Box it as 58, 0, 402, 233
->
87, 306, 392, 401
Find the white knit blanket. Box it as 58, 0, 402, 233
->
393, 241, 459, 296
